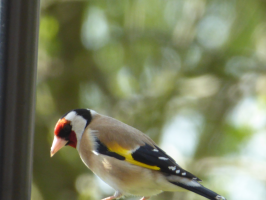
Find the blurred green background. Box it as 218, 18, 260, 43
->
33, 0, 266, 200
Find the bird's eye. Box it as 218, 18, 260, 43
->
58, 123, 72, 140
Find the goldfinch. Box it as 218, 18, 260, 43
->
51, 109, 226, 200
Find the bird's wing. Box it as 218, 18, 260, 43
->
95, 138, 201, 181
89, 115, 201, 181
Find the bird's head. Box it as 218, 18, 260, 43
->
50, 109, 93, 157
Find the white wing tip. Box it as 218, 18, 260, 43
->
216, 195, 226, 200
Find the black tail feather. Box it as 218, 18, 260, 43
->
170, 182, 226, 200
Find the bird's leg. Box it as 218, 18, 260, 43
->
101, 191, 122, 200
140, 197, 150, 200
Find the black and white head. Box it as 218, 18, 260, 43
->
50, 109, 96, 157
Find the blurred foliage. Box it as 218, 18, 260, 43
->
34, 0, 266, 200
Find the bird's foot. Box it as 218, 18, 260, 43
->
101, 191, 122, 200
140, 197, 150, 200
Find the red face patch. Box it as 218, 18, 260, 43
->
54, 118, 69, 136
54, 118, 77, 148
68, 131, 77, 148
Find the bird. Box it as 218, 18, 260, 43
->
50, 108, 226, 200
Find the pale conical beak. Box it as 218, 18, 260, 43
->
50, 136, 68, 157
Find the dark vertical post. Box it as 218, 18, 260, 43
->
0, 0, 40, 199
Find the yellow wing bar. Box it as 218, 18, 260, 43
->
107, 142, 160, 171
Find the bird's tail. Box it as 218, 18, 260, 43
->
170, 181, 226, 200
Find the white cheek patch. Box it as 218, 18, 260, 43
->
64, 111, 87, 148
64, 111, 77, 121
71, 115, 87, 141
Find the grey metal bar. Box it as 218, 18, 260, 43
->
0, 0, 40, 199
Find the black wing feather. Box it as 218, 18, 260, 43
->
95, 138, 125, 161
170, 182, 225, 200
132, 143, 201, 181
